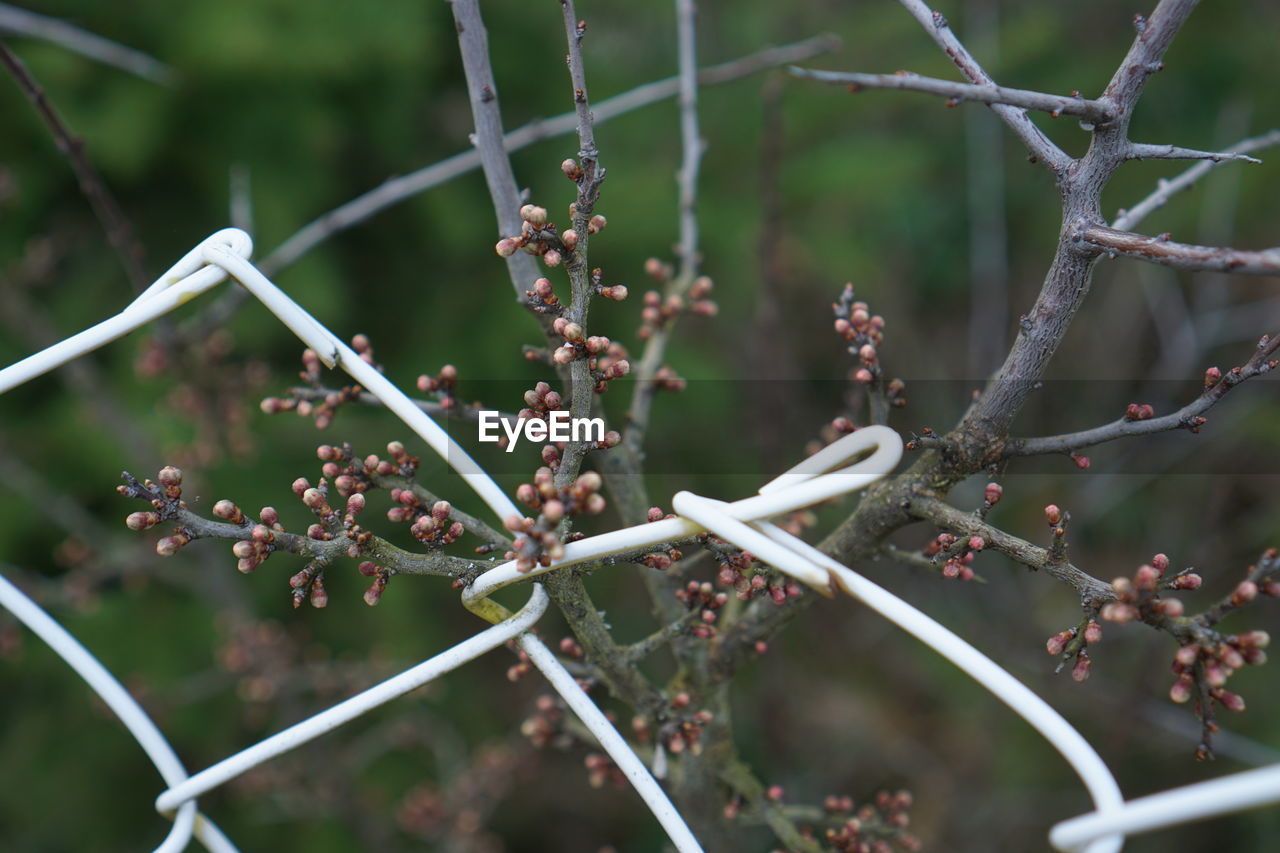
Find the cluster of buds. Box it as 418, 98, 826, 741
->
287, 562, 327, 609
922, 532, 980, 581
1124, 402, 1156, 421
415, 364, 459, 411
1100, 553, 1198, 625
702, 533, 800, 605
291, 476, 343, 542
495, 202, 607, 269
652, 363, 687, 393
520, 693, 572, 749
1045, 619, 1103, 682
549, 318, 631, 390
631, 507, 684, 570
358, 560, 392, 606
222, 503, 285, 574
120, 467, 196, 557
524, 276, 564, 315
636, 273, 716, 340
260, 336, 378, 430
820, 789, 919, 853
519, 380, 563, 421
317, 443, 373, 498
388, 491, 463, 547
508, 469, 607, 571
833, 284, 889, 381
675, 580, 730, 638
1169, 632, 1268, 713
654, 692, 715, 757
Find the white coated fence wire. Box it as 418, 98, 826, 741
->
2, 229, 1280, 852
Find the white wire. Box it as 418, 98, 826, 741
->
1050, 764, 1280, 851
0, 573, 235, 853
6, 229, 1280, 853
518, 634, 703, 853
155, 585, 550, 814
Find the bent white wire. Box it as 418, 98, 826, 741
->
0, 573, 235, 853
155, 584, 549, 814
6, 228, 1280, 853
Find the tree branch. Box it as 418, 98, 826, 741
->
1003, 333, 1279, 457
1081, 225, 1280, 275
0, 39, 148, 291
0, 3, 175, 84
893, 0, 1069, 172
252, 34, 839, 277
1126, 143, 1261, 164
908, 496, 1115, 607
789, 67, 1112, 123
1114, 128, 1280, 231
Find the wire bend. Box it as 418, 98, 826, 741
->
6, 229, 1280, 853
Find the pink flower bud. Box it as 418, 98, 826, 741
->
967, 536, 984, 552
561, 158, 584, 181
1215, 689, 1246, 712
1071, 454, 1091, 470
520, 204, 548, 227
543, 249, 562, 267
1204, 366, 1222, 387
1232, 580, 1259, 606
1169, 676, 1194, 703
1071, 654, 1092, 683
1159, 597, 1184, 618
1171, 572, 1202, 590
1237, 630, 1270, 649
561, 229, 579, 249
157, 466, 183, 488
126, 511, 161, 531
854, 368, 873, 385
301, 488, 325, 509
553, 345, 577, 365
1175, 645, 1200, 666
1044, 504, 1062, 525
1152, 553, 1169, 574
1084, 621, 1103, 644
588, 214, 607, 234
984, 482, 1003, 505
495, 237, 519, 257
1046, 629, 1074, 656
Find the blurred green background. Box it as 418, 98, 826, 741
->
1, 0, 1279, 850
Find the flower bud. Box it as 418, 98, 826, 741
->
1171, 572, 1202, 590
1204, 366, 1222, 387
1232, 580, 1259, 606
600, 284, 628, 301
1084, 621, 1103, 644
1071, 653, 1092, 683
588, 214, 607, 234
1152, 553, 1169, 574
157, 466, 183, 488
1169, 676, 1194, 703
561, 322, 585, 343
495, 237, 519, 257
126, 511, 161, 531
561, 229, 579, 250
553, 345, 577, 365
561, 158, 584, 181
520, 204, 548, 227
1044, 504, 1062, 525
543, 249, 562, 267
1046, 629, 1073, 656
984, 482, 1003, 505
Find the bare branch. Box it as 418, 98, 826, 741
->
908, 496, 1115, 607
790, 67, 1112, 123
0, 3, 174, 84
1082, 225, 1280, 275
624, 0, 705, 456
894, 0, 1069, 171
1097, 0, 1199, 119
253, 34, 837, 274
1115, 128, 1280, 231
1004, 333, 1279, 457
0, 40, 148, 291
449, 0, 544, 302
1126, 143, 1261, 164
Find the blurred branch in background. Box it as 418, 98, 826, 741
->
0, 3, 174, 84
0, 39, 148, 291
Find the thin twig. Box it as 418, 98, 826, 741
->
894, 0, 1069, 172
1114, 128, 1280, 231
623, 0, 705, 455
1081, 225, 1280, 275
0, 39, 148, 291
1003, 333, 1279, 457
908, 496, 1115, 607
0, 4, 174, 84
790, 67, 1112, 123
1126, 143, 1261, 164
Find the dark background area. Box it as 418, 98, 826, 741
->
1, 0, 1279, 850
